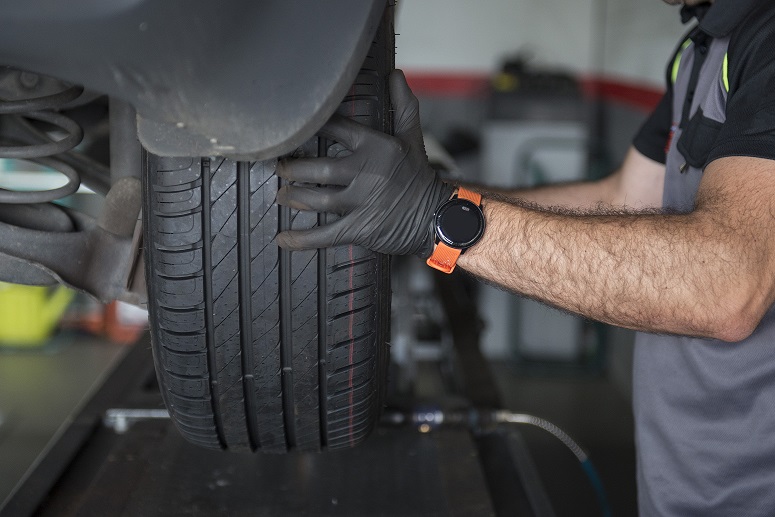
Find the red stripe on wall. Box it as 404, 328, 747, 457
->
403, 71, 664, 113
578, 77, 664, 113
405, 72, 490, 97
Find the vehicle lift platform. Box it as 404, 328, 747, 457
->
0, 276, 576, 517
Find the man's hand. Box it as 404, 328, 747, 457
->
275, 70, 454, 258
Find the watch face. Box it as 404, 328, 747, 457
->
435, 198, 485, 249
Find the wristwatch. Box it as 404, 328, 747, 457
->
426, 187, 485, 274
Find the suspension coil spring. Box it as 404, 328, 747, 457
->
0, 81, 85, 204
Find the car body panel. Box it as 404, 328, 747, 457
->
0, 0, 386, 159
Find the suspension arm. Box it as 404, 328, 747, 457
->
0, 178, 146, 305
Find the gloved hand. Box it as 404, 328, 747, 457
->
275, 70, 454, 258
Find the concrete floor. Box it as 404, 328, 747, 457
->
0, 332, 635, 515
491, 363, 637, 516
0, 333, 126, 505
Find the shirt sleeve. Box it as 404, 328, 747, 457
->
633, 93, 672, 165
706, 7, 775, 164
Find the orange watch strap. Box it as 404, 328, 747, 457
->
426, 242, 463, 274
426, 187, 481, 274
457, 187, 481, 205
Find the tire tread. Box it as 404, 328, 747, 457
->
144, 6, 393, 452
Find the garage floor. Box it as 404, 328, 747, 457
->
0, 334, 636, 515
491, 363, 637, 516
0, 333, 126, 504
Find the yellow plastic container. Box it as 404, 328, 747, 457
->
0, 282, 74, 347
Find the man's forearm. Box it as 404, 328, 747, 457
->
462, 176, 618, 210
462, 147, 665, 211
458, 198, 763, 342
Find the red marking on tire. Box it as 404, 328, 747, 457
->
347, 82, 357, 447
347, 245, 355, 446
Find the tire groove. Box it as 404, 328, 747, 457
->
291, 252, 317, 283
165, 370, 208, 381
154, 207, 201, 218
254, 321, 281, 345
169, 407, 217, 421
161, 345, 203, 355
201, 157, 227, 449
329, 256, 375, 273
238, 161, 260, 451
213, 203, 237, 235
279, 176, 296, 450
167, 390, 212, 402
212, 302, 240, 333
211, 241, 238, 272
159, 304, 205, 314
318, 202, 329, 449
152, 181, 202, 194
331, 303, 374, 322
156, 272, 203, 282
292, 310, 317, 334
252, 293, 280, 321
330, 331, 375, 351
217, 375, 244, 400
155, 242, 202, 253
249, 203, 274, 233
292, 282, 318, 311
330, 284, 373, 300
250, 260, 280, 296
330, 355, 373, 376
157, 328, 205, 337
215, 343, 243, 375
325, 396, 377, 425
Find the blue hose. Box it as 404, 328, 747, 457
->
581, 458, 613, 517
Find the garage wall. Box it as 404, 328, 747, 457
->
394, 1, 688, 391
599, 0, 688, 84
396, 0, 597, 74
396, 0, 688, 86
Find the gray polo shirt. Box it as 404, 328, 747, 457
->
632, 0, 775, 514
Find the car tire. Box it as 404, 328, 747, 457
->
142, 6, 393, 453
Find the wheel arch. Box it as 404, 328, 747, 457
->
0, 0, 387, 159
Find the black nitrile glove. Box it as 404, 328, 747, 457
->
275, 70, 454, 258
